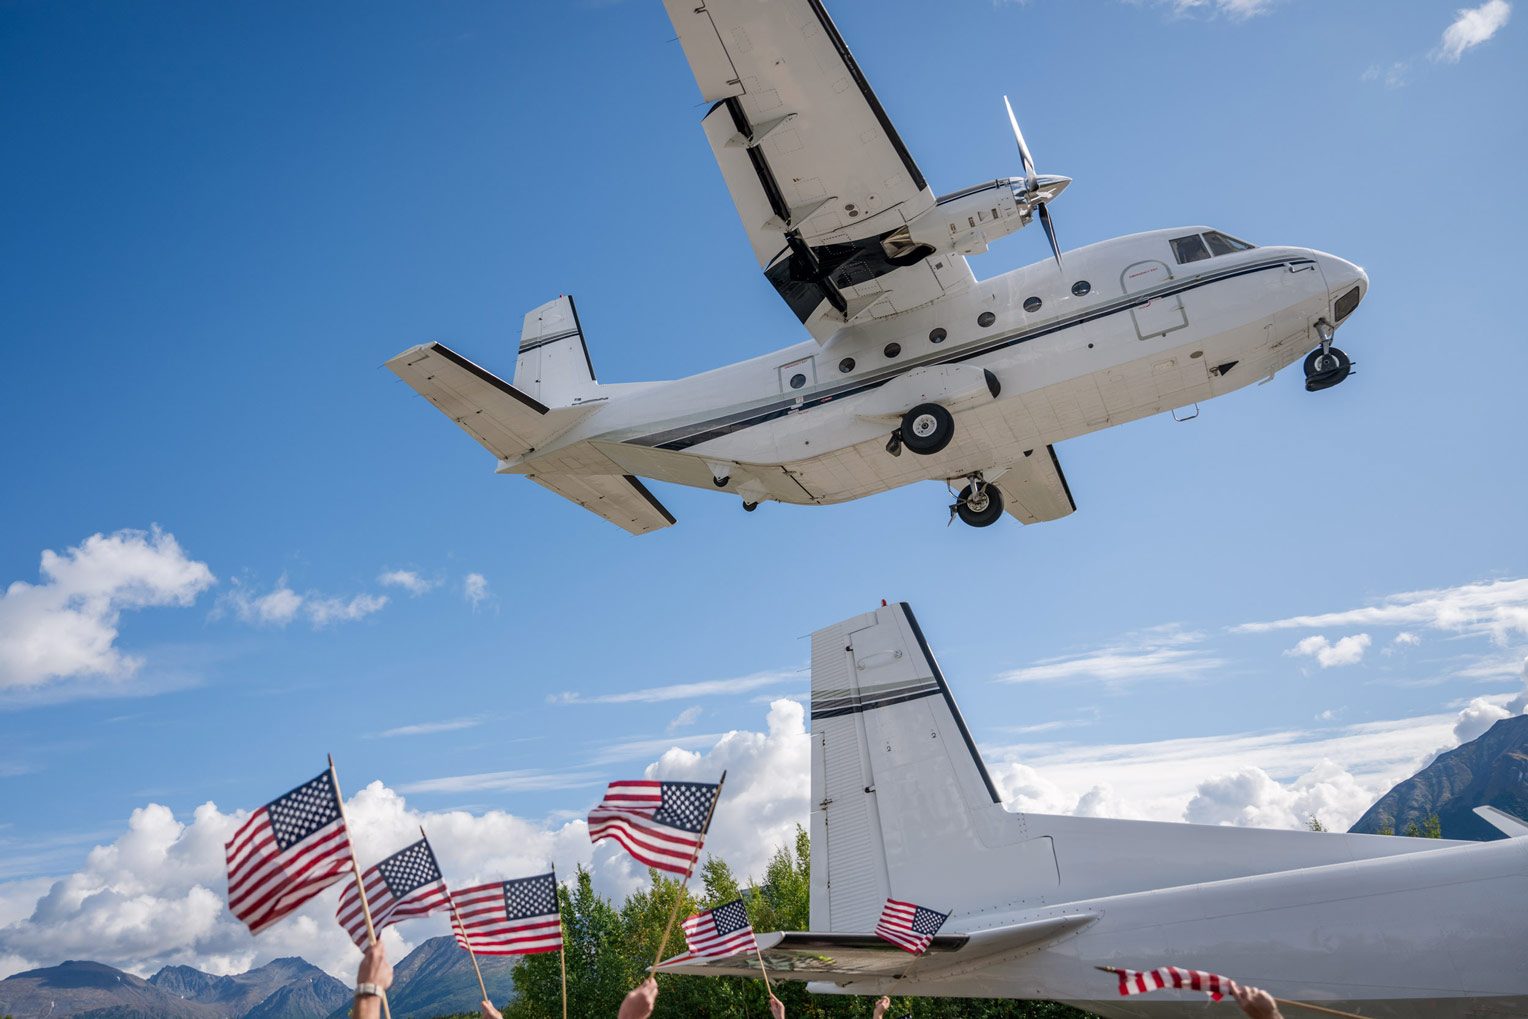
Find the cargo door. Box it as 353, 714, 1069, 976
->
1122, 259, 1188, 341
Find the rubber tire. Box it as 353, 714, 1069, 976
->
956, 483, 1005, 528
742, 501, 758, 512
900, 403, 954, 455
1303, 346, 1352, 392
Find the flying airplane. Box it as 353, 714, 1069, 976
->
658, 601, 1528, 1017
387, 0, 1368, 533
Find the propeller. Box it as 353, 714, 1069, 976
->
1004, 95, 1063, 269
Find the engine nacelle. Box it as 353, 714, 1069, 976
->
890, 175, 1070, 259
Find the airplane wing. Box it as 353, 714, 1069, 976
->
1474, 805, 1528, 838
657, 916, 1094, 983
664, 0, 974, 342
524, 472, 675, 536
994, 446, 1077, 525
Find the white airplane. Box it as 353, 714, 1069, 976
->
660, 601, 1528, 1017
387, 0, 1368, 533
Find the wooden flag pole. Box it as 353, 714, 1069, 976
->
1095, 967, 1368, 1019
422, 826, 489, 1006
650, 770, 727, 972
550, 864, 568, 1019
753, 939, 774, 998
329, 755, 392, 1019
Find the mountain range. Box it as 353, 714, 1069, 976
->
0, 937, 513, 1019
1349, 713, 1528, 840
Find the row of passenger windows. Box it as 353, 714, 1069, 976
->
1171, 230, 1255, 265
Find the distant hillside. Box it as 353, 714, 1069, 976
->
1350, 714, 1528, 840
0, 938, 512, 1019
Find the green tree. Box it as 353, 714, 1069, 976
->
1401, 814, 1442, 839
504, 866, 631, 1019
1305, 815, 1328, 832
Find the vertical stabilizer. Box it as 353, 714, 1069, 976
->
514, 296, 597, 407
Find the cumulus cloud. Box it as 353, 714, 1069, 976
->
0, 528, 215, 691
1184, 759, 1376, 830
0, 699, 811, 980
1451, 696, 1512, 744
377, 570, 436, 596
997, 625, 1223, 686
462, 573, 490, 609
1436, 0, 1511, 61
1235, 578, 1528, 646
1286, 633, 1371, 668
217, 580, 386, 630
550, 669, 800, 705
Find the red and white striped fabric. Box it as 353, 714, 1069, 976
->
226, 770, 355, 935
663, 899, 757, 965
587, 779, 718, 875
1114, 966, 1233, 1001
335, 837, 451, 947
451, 873, 564, 956
874, 898, 948, 955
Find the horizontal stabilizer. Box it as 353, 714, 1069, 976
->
1474, 805, 1528, 838
526, 472, 675, 536
657, 915, 1094, 984
995, 446, 1076, 525
386, 342, 593, 462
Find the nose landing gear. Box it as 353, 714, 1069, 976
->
1305, 320, 1353, 392
948, 473, 1005, 528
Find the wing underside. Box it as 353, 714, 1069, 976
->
665, 0, 972, 340
996, 446, 1076, 525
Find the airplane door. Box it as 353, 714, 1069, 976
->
1122, 260, 1188, 342
778, 355, 816, 395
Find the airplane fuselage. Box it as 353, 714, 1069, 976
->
505, 226, 1367, 513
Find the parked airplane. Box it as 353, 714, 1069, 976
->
659, 602, 1528, 1017
387, 0, 1368, 534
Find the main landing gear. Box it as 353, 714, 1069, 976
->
949, 473, 1004, 528
1304, 320, 1353, 393
887, 403, 954, 458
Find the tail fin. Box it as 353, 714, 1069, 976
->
515, 296, 597, 407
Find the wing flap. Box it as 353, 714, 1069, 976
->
995, 446, 1077, 526
526, 473, 675, 536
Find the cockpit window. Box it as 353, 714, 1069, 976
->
1204, 230, 1255, 256
1170, 234, 1211, 264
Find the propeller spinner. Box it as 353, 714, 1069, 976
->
1004, 95, 1068, 269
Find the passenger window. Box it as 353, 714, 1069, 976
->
1204, 230, 1254, 256
1170, 234, 1211, 264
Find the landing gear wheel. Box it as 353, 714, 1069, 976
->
1303, 346, 1352, 392
955, 482, 1005, 528
899, 403, 954, 455
713, 475, 730, 488
742, 501, 758, 512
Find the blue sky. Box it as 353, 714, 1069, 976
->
2, 0, 1525, 979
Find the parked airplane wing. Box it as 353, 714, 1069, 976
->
1475, 805, 1528, 838
386, 342, 593, 462
664, 0, 974, 341
525, 473, 676, 536
994, 446, 1076, 525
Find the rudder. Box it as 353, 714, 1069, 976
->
515, 295, 597, 407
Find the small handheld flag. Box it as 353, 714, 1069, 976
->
874, 898, 948, 955
451, 873, 564, 956
225, 770, 355, 935
667, 899, 758, 963
1108, 965, 1231, 1001
587, 779, 719, 875
336, 837, 451, 947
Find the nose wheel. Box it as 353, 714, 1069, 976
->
949, 475, 1005, 528
1304, 346, 1352, 392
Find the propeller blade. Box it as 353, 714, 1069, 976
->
1037, 202, 1063, 269
1003, 95, 1037, 192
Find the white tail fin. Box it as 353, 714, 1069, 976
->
515, 295, 597, 407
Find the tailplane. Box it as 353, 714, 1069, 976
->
515, 295, 597, 407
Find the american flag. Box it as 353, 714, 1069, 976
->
587, 780, 718, 875
225, 770, 355, 935
451, 872, 564, 956
336, 837, 451, 947
874, 898, 948, 955
664, 899, 758, 964
1111, 966, 1232, 1002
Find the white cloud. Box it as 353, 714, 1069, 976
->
667, 706, 703, 732
1393, 632, 1421, 647
1436, 0, 1511, 61
1286, 633, 1371, 668
0, 528, 215, 690
1130, 0, 1277, 17
397, 769, 605, 795
377, 570, 436, 596
997, 626, 1224, 686
1184, 759, 1376, 830
1508, 657, 1528, 714
1234, 578, 1528, 646
218, 580, 387, 630
1451, 695, 1511, 744
462, 573, 489, 609
0, 699, 811, 980
550, 669, 799, 705
372, 718, 481, 739
1362, 61, 1410, 89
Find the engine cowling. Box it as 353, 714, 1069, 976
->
896, 175, 1070, 257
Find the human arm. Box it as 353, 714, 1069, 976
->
872, 996, 891, 1019
617, 977, 658, 1019
351, 942, 392, 1019
1231, 983, 1284, 1019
